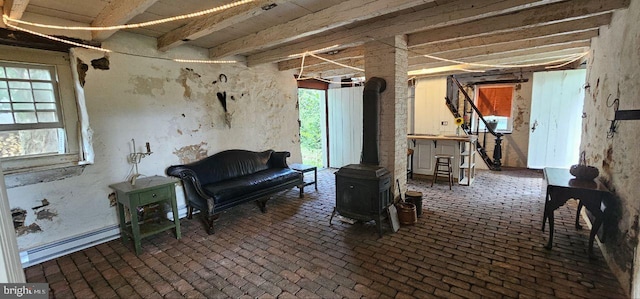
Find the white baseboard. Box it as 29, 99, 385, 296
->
20, 204, 189, 268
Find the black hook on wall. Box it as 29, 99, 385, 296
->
606, 94, 620, 139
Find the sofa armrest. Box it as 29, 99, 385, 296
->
269, 151, 291, 168
166, 166, 215, 215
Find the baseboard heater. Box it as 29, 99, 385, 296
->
20, 204, 189, 268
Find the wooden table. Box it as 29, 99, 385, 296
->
542, 168, 612, 258
110, 176, 181, 255
290, 163, 317, 192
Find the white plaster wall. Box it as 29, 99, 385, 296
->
581, 1, 640, 295
413, 73, 532, 168
6, 32, 301, 250
413, 77, 455, 135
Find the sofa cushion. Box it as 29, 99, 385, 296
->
183, 149, 273, 185
202, 168, 301, 205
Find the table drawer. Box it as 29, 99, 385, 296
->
137, 186, 171, 206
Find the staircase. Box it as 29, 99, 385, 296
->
445, 76, 502, 171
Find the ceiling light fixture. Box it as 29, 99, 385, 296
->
2, 0, 255, 31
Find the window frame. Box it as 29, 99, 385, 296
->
472, 84, 516, 134
0, 61, 64, 132
0, 45, 90, 179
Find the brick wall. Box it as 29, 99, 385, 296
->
364, 36, 409, 196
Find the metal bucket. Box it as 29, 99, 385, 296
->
405, 191, 423, 216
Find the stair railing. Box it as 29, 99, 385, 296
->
449, 76, 503, 171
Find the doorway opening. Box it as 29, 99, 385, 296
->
528, 69, 586, 169
298, 88, 325, 167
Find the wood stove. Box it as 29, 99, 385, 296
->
330, 77, 392, 236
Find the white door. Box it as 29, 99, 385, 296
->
328, 87, 364, 168
528, 69, 586, 169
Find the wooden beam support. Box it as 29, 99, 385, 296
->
408, 0, 628, 47
209, 0, 436, 59
300, 57, 364, 75
2, 0, 29, 21
91, 0, 160, 41
412, 13, 610, 54
158, 0, 293, 52
0, 27, 101, 52
410, 31, 597, 65
283, 28, 598, 72
278, 46, 364, 71
409, 45, 589, 71
246, 0, 553, 66
301, 68, 364, 79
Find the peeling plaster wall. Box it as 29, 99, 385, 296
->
581, 1, 640, 295
5, 32, 301, 251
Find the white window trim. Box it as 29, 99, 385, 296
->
0, 46, 93, 186
473, 84, 516, 134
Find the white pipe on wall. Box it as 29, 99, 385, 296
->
0, 161, 26, 283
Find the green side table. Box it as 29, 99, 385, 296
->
109, 176, 181, 255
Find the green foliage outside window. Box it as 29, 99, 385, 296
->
298, 89, 323, 167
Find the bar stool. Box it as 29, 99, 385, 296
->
431, 155, 454, 190
407, 149, 414, 179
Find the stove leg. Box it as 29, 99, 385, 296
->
375, 219, 383, 237
329, 207, 337, 225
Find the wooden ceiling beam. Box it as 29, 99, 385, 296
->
91, 0, 160, 41
283, 27, 598, 72
300, 57, 364, 75
158, 0, 293, 52
304, 69, 365, 79
246, 0, 558, 66
2, 0, 29, 28
208, 0, 437, 59
278, 46, 364, 71
409, 43, 590, 71
412, 13, 610, 54
408, 0, 627, 47
409, 31, 597, 65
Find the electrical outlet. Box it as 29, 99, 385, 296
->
441, 121, 448, 126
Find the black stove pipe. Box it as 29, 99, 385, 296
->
361, 77, 386, 165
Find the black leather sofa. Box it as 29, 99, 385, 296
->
166, 149, 303, 234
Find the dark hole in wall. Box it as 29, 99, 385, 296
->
108, 192, 117, 207
11, 208, 42, 236
11, 208, 26, 229
91, 57, 110, 70
77, 58, 88, 87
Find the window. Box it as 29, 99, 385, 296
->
0, 62, 65, 158
0, 45, 92, 183
474, 84, 515, 133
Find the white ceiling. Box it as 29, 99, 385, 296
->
1, 0, 631, 77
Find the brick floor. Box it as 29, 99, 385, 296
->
26, 168, 627, 298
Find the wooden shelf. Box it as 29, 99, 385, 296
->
123, 218, 177, 239
458, 137, 476, 186
460, 162, 475, 169
459, 177, 474, 185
